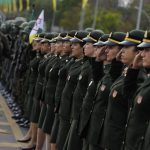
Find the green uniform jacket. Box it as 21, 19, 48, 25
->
123, 70, 150, 150
100, 75, 128, 150
41, 55, 57, 102
55, 57, 75, 113
33, 54, 52, 101
59, 58, 84, 121
87, 64, 112, 146
44, 55, 68, 106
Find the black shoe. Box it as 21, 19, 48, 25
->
16, 118, 26, 124
21, 145, 36, 150
17, 137, 31, 143
12, 114, 22, 120
19, 123, 30, 128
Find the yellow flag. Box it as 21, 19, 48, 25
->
52, 0, 56, 12
82, 0, 88, 9
19, 0, 23, 11
27, 0, 30, 11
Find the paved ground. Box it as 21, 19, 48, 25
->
0, 95, 28, 150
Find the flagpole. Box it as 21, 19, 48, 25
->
136, 0, 143, 29
79, 8, 85, 30
51, 11, 56, 31
92, 0, 99, 29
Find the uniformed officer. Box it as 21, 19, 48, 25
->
20, 33, 45, 150
56, 31, 88, 150
100, 30, 144, 150
63, 30, 104, 150
50, 30, 77, 150
35, 32, 59, 150
82, 34, 111, 150
122, 31, 150, 150
18, 33, 55, 145
78, 32, 126, 150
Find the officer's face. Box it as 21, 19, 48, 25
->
43, 42, 49, 53
36, 42, 42, 51
32, 40, 38, 51
71, 43, 84, 58
106, 45, 120, 62
51, 43, 56, 53
63, 41, 71, 54
84, 42, 95, 57
56, 41, 63, 54
121, 46, 138, 66
95, 46, 107, 62
141, 48, 150, 68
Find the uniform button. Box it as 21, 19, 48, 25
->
90, 110, 93, 113
122, 141, 125, 144
141, 136, 144, 140
125, 124, 127, 128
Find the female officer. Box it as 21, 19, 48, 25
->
123, 31, 150, 150
56, 31, 88, 150
100, 30, 145, 150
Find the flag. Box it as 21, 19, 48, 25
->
29, 10, 45, 43
52, 0, 57, 12
82, 0, 88, 9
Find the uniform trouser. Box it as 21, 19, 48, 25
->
50, 113, 60, 143
56, 117, 71, 150
63, 119, 82, 150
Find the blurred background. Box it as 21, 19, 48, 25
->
0, 0, 150, 32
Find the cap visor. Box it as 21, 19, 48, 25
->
70, 38, 82, 43
93, 41, 105, 46
104, 40, 117, 46
83, 37, 95, 43
119, 40, 138, 46
137, 42, 150, 48
63, 37, 70, 41
40, 39, 48, 43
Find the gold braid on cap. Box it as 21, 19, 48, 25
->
124, 32, 141, 43
87, 34, 97, 42
108, 38, 120, 44
124, 37, 141, 43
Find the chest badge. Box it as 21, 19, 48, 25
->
112, 90, 118, 98
79, 75, 82, 80
137, 96, 143, 104
89, 80, 93, 87
67, 75, 70, 81
100, 85, 106, 91
49, 68, 53, 72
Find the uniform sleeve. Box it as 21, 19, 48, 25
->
109, 59, 123, 83
123, 68, 139, 107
